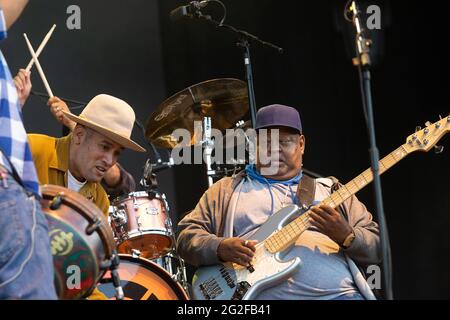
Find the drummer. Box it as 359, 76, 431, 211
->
14, 70, 137, 199
26, 94, 146, 299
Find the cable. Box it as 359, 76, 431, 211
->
209, 0, 227, 25
31, 91, 86, 110
134, 118, 163, 162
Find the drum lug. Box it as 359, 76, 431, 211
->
165, 218, 173, 229
86, 217, 102, 235
133, 196, 139, 210
49, 193, 65, 210
131, 249, 141, 258
161, 193, 170, 213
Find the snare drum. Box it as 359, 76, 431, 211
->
110, 192, 174, 260
97, 254, 189, 300
40, 185, 116, 300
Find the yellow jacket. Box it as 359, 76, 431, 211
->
28, 134, 109, 300
28, 134, 110, 214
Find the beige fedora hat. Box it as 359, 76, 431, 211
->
62, 94, 146, 152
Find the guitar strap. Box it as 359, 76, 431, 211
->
296, 173, 316, 209
296, 174, 350, 220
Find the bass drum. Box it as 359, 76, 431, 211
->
97, 255, 189, 300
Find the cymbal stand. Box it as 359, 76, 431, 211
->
203, 117, 215, 187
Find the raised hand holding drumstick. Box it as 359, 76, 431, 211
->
13, 25, 56, 108
47, 97, 76, 131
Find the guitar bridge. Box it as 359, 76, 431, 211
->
231, 282, 251, 300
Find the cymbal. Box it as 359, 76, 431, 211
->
145, 78, 249, 149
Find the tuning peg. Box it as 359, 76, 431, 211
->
434, 145, 445, 154
425, 121, 432, 127
415, 126, 422, 133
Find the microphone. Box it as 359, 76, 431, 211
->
141, 158, 174, 189
151, 158, 175, 174
170, 1, 210, 21
143, 158, 175, 179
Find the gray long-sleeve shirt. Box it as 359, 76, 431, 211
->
176, 171, 381, 299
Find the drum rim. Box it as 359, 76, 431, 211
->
120, 229, 174, 238
112, 191, 164, 204
115, 254, 189, 300
117, 231, 174, 258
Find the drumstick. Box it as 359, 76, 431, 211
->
25, 24, 56, 72
23, 33, 54, 98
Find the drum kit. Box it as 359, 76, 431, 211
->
41, 78, 252, 300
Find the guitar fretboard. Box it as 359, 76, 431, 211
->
264, 145, 409, 253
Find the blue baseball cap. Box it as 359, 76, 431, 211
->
255, 104, 302, 134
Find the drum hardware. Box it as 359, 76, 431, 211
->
175, 254, 189, 294
141, 158, 175, 191
166, 231, 189, 293
49, 193, 64, 210
109, 251, 124, 300
97, 254, 189, 300
86, 217, 102, 235
202, 117, 215, 187
97, 253, 124, 300
131, 249, 142, 258
110, 205, 127, 227
160, 193, 171, 214
133, 196, 139, 210
165, 217, 173, 229
153, 250, 189, 296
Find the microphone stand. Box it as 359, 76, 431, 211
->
179, 2, 283, 128
347, 1, 393, 300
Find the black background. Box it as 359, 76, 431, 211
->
1, 0, 449, 299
